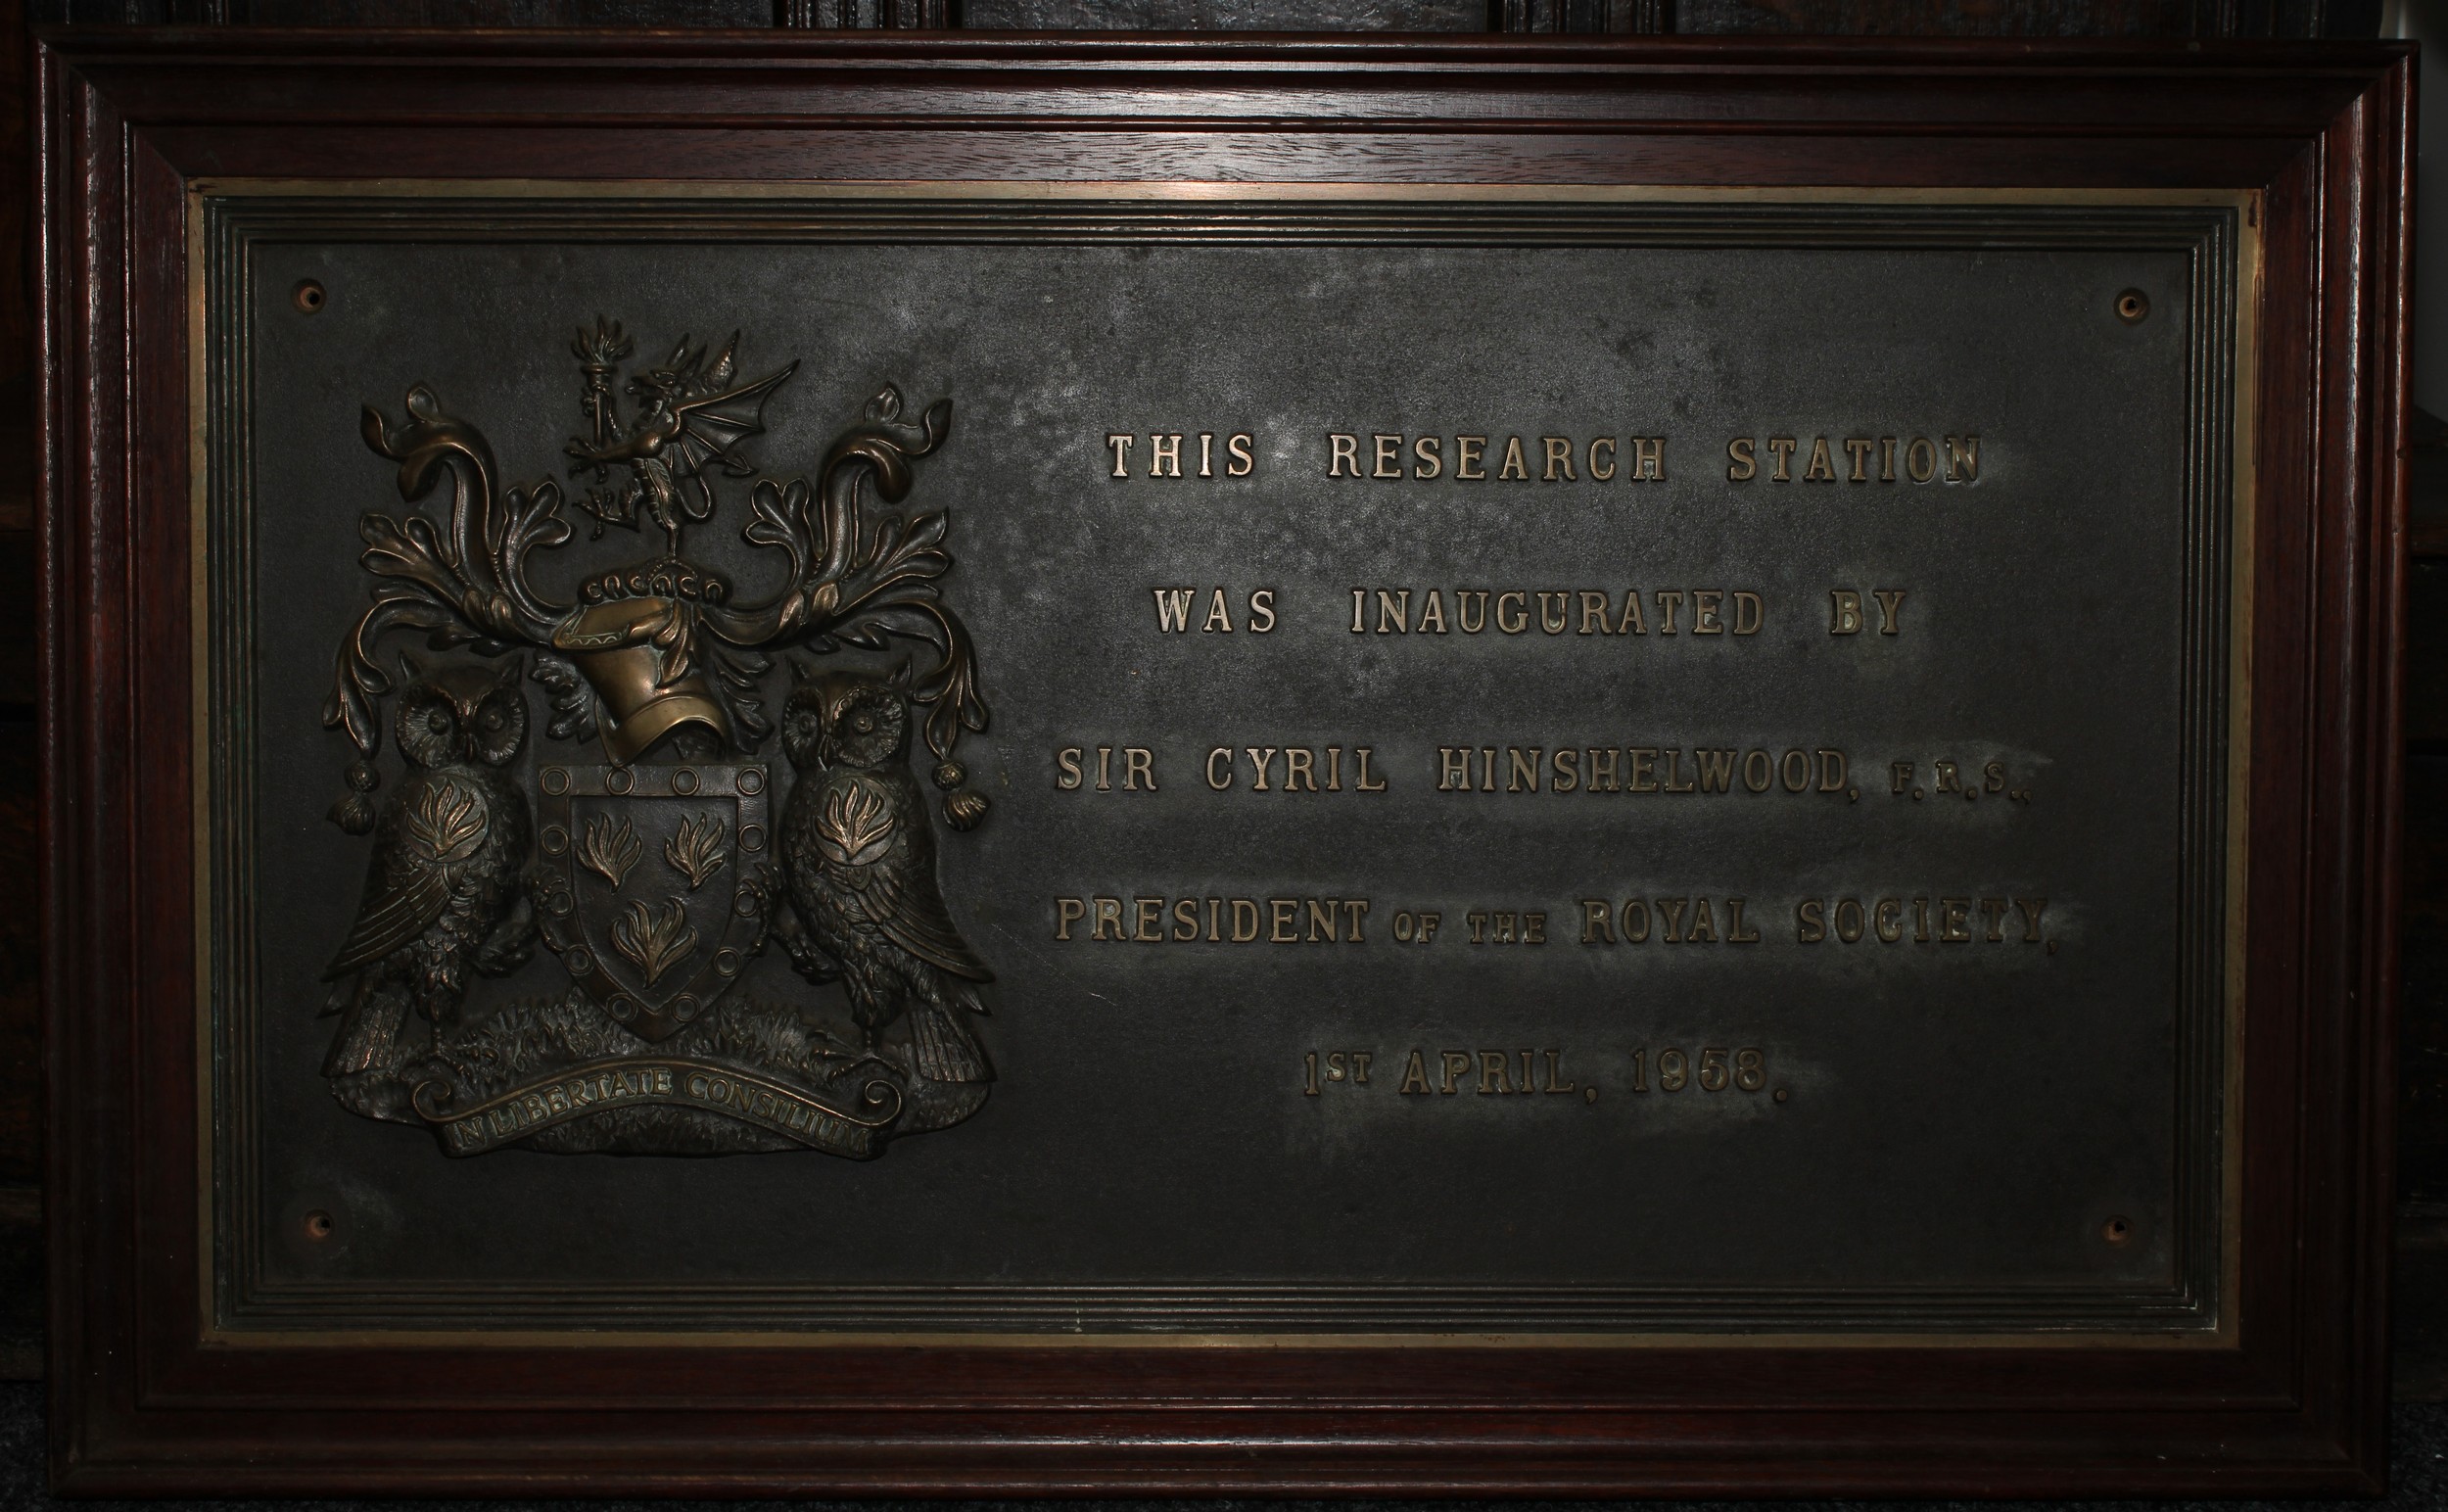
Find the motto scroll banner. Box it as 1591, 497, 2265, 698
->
414, 1061, 903, 1158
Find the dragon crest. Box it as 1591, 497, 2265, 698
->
564, 317, 801, 548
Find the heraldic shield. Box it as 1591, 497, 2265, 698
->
534, 761, 769, 1044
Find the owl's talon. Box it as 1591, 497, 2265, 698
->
807, 1028, 861, 1061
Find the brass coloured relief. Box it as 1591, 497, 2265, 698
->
316, 323, 993, 1158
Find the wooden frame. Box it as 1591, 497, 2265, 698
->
39, 30, 2409, 1495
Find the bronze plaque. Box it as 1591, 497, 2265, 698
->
201, 186, 2248, 1338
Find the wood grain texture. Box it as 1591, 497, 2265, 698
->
965, 0, 1486, 30
0, 0, 42, 1221
1676, 0, 2377, 35
34, 31, 2410, 1497
17, 0, 2387, 32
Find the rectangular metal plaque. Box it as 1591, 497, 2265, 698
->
45, 35, 2408, 1496
200, 187, 2249, 1339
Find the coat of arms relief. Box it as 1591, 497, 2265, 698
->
316, 322, 992, 1158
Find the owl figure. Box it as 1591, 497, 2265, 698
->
775, 664, 994, 1083
321, 654, 536, 1077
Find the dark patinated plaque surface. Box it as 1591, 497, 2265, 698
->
204, 193, 2240, 1335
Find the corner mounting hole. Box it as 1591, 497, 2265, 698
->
2114, 289, 2149, 324
2100, 1215, 2133, 1246
304, 1209, 335, 1241
292, 280, 327, 314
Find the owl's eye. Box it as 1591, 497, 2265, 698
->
855, 715, 873, 732
482, 711, 504, 732
426, 711, 451, 734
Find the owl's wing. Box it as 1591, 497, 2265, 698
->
322, 863, 451, 979
818, 775, 991, 984
869, 850, 995, 985
321, 777, 487, 979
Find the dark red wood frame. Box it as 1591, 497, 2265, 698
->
37, 30, 2411, 1496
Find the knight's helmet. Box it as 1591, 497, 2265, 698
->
551, 557, 733, 764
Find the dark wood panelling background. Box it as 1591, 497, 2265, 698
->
0, 0, 2405, 1402
17, 0, 2393, 29
0, 0, 39, 1383
2397, 410, 2448, 1394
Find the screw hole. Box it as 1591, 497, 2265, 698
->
2101, 1215, 2132, 1246
293, 280, 327, 314
2114, 289, 2148, 324
304, 1209, 335, 1241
